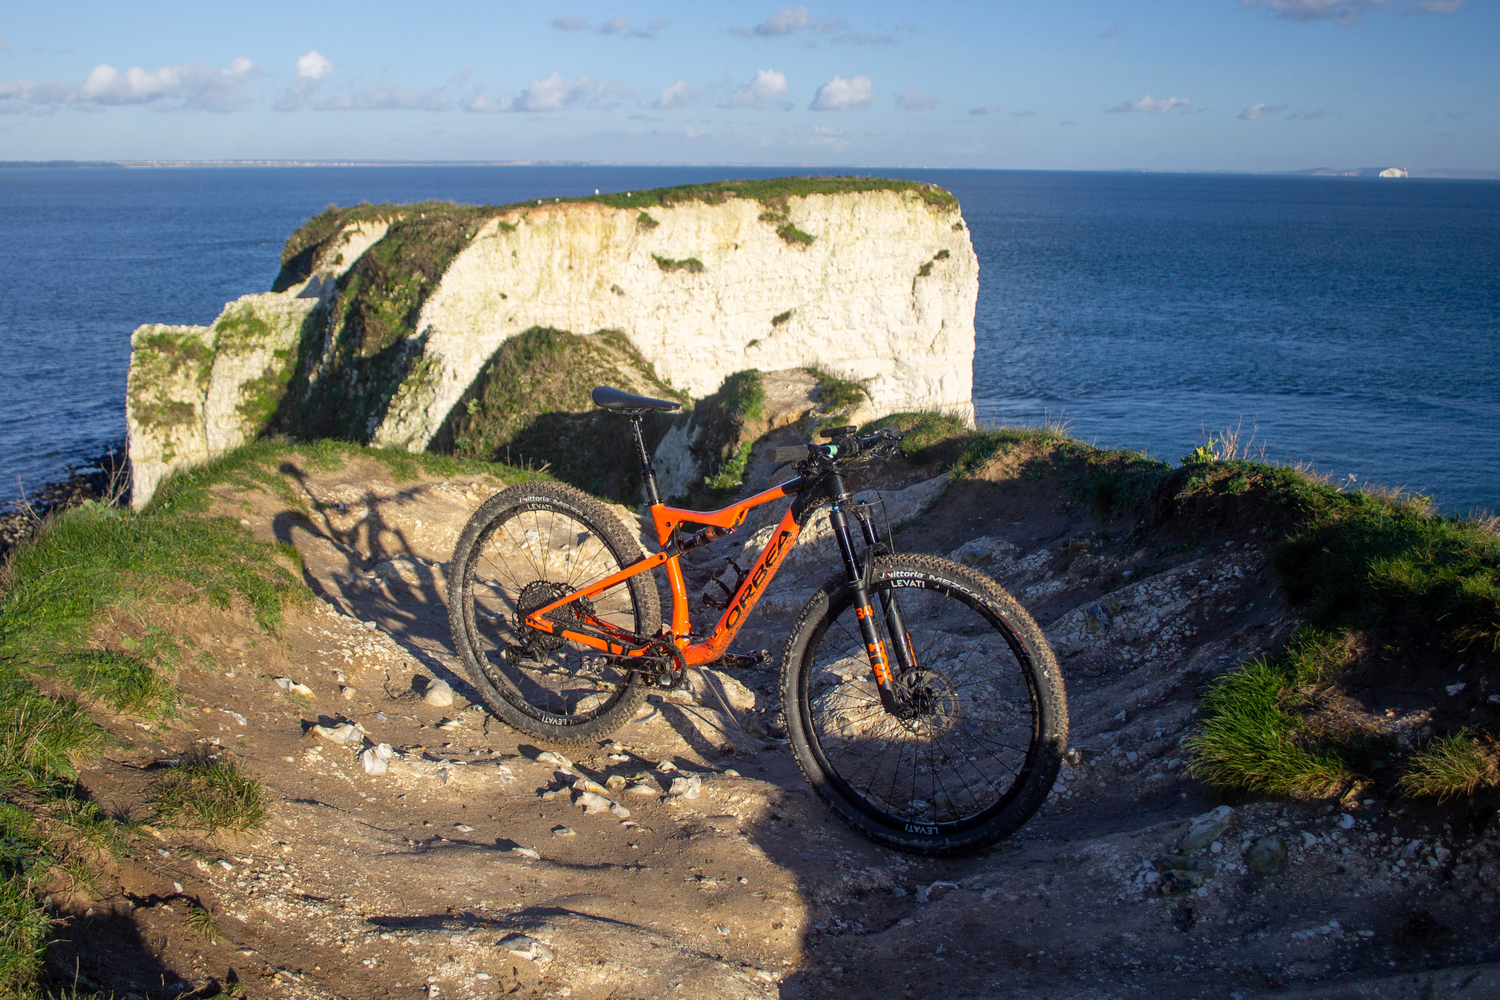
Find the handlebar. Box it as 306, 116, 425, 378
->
806, 427, 903, 465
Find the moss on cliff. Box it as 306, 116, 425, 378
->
127, 328, 215, 431
269, 208, 490, 443
272, 200, 474, 292
432, 327, 686, 502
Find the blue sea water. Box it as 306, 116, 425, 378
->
1, 166, 1496, 513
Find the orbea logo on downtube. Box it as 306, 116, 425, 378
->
724, 528, 794, 630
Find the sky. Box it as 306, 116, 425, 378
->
1, 1, 1495, 172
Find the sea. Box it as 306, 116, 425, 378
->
1, 166, 1497, 514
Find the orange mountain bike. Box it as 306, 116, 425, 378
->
448, 385, 1068, 853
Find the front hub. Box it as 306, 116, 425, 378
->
893, 667, 960, 737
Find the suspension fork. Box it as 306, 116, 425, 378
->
828, 498, 909, 715
848, 502, 920, 681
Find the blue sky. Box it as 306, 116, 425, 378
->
2, 1, 1494, 171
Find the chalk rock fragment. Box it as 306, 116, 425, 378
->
575, 791, 613, 814
1179, 805, 1234, 855
362, 743, 393, 775
668, 775, 702, 799
498, 934, 553, 964
422, 678, 455, 708
538, 751, 574, 771
312, 723, 363, 745
1246, 835, 1288, 874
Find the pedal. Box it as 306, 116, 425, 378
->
718, 649, 769, 670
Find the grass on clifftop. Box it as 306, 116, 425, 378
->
274, 177, 958, 290
862, 412, 1500, 806
1171, 458, 1500, 802
434, 327, 683, 502
0, 438, 538, 995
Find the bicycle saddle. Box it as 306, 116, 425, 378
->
591, 385, 682, 414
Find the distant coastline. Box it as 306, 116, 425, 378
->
2, 159, 1498, 180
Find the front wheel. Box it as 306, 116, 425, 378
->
448, 482, 660, 744
781, 553, 1068, 855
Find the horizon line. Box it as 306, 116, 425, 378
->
1, 159, 1496, 180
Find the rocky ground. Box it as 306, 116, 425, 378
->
53, 447, 1500, 1000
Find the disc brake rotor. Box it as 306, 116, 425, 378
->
894, 667, 960, 737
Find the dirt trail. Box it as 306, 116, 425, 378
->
66, 452, 1500, 1000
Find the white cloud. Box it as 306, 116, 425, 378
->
732, 6, 845, 37
513, 72, 616, 111
275, 51, 336, 111
809, 74, 872, 110
969, 102, 1000, 115
552, 15, 589, 30
808, 124, 849, 146
653, 80, 696, 109
1107, 94, 1190, 113
295, 51, 334, 81
894, 88, 937, 111
461, 87, 512, 112
725, 69, 791, 110
1238, 102, 1288, 120
316, 84, 452, 112
466, 73, 622, 114
1238, 0, 1403, 24
683, 124, 705, 138
1, 57, 258, 112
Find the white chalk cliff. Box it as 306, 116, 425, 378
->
127, 183, 979, 507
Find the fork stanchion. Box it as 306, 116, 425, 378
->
829, 504, 901, 714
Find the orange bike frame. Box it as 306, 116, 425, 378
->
520, 481, 806, 667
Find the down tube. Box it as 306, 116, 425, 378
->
687, 506, 802, 666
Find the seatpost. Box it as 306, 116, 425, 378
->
630, 417, 662, 506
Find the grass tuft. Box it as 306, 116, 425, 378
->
806, 368, 871, 421
0, 802, 55, 995
185, 903, 228, 943
775, 222, 815, 246
1398, 731, 1494, 801
150, 754, 268, 834
0, 686, 110, 793
1184, 633, 1356, 798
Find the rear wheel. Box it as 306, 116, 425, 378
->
448, 482, 660, 744
781, 553, 1067, 855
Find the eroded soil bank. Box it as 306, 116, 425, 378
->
53, 449, 1500, 1000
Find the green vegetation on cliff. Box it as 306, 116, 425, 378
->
270, 207, 492, 444
868, 414, 1500, 804
434, 327, 686, 501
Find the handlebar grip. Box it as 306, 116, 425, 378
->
766, 446, 808, 463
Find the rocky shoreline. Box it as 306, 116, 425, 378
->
0, 445, 129, 558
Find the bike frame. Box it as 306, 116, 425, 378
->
520, 415, 916, 712
521, 478, 810, 666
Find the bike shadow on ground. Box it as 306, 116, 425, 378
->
268, 462, 483, 702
